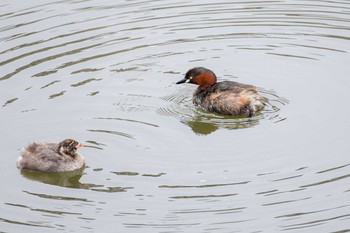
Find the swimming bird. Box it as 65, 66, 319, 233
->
17, 139, 85, 172
176, 67, 266, 116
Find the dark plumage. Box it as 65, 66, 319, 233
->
176, 67, 266, 116
17, 139, 85, 172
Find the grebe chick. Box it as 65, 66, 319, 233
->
17, 139, 85, 172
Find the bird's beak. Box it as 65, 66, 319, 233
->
176, 78, 189, 84
76, 143, 85, 148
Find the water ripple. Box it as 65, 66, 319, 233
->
87, 129, 134, 139
159, 87, 288, 134
1, 0, 349, 82
2, 0, 350, 232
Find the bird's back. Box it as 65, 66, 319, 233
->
17, 142, 84, 172
194, 81, 266, 116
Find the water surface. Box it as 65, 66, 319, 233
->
1, 0, 350, 232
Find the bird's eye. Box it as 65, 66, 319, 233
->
186, 76, 192, 82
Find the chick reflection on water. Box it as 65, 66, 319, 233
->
19, 167, 87, 188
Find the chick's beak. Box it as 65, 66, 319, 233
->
76, 143, 85, 148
